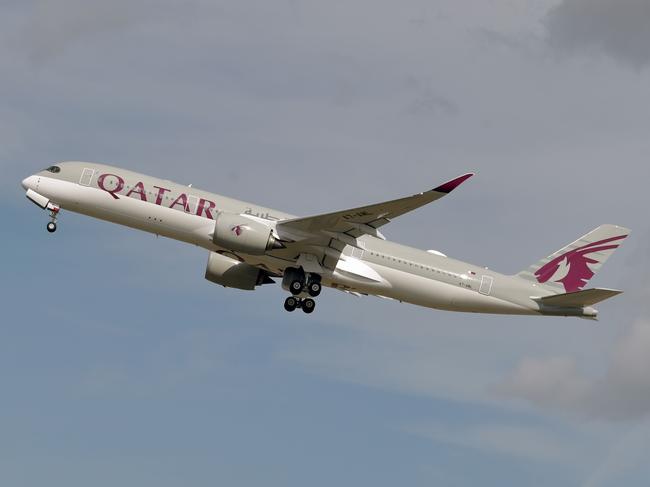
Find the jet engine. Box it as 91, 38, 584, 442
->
204, 252, 274, 290
212, 212, 284, 255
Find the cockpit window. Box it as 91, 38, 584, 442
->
45, 166, 61, 173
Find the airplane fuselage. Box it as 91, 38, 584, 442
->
21, 162, 604, 318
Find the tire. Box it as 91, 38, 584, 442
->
290, 280, 303, 296
308, 282, 322, 297
302, 298, 315, 314
47, 222, 57, 233
284, 297, 298, 312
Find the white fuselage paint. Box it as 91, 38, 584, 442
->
22, 164, 573, 317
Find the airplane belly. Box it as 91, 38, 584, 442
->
341, 264, 535, 315
448, 291, 534, 315
345, 264, 457, 308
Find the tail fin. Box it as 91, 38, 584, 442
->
517, 224, 630, 293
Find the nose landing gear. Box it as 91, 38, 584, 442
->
46, 206, 60, 233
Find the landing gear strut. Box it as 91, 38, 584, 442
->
46, 206, 60, 233
282, 267, 321, 314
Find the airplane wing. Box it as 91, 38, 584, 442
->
276, 173, 473, 241
270, 173, 473, 276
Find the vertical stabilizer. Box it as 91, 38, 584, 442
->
516, 224, 630, 293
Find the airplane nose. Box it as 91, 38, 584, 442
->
22, 176, 35, 191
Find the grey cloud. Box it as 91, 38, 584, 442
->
402, 421, 585, 464
4, 1, 650, 484
13, 0, 157, 62
545, 0, 650, 68
498, 319, 650, 421
4, 0, 649, 409
81, 326, 247, 397
406, 91, 459, 118
583, 420, 650, 487
476, 28, 526, 51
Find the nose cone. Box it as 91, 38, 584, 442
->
22, 176, 35, 191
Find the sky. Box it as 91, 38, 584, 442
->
2, 0, 650, 485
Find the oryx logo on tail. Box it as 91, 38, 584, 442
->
535, 235, 627, 293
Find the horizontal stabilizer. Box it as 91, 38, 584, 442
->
535, 288, 623, 307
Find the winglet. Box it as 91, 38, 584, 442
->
433, 173, 474, 193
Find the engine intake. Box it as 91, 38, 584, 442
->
212, 212, 284, 255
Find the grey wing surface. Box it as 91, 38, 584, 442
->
276, 173, 473, 241
270, 173, 473, 274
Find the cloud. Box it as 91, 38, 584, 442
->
402, 421, 584, 464
406, 90, 459, 118
583, 419, 650, 487
12, 0, 157, 62
498, 319, 650, 420
545, 0, 650, 68
80, 325, 254, 397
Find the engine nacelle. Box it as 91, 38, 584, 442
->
204, 252, 274, 290
212, 212, 283, 255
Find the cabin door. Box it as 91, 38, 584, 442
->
479, 275, 493, 296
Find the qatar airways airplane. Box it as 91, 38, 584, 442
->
22, 162, 629, 318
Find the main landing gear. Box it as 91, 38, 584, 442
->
46, 205, 60, 233
282, 267, 322, 314
284, 296, 316, 314
289, 278, 321, 297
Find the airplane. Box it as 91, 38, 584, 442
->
21, 162, 629, 319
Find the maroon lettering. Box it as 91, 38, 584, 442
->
126, 181, 148, 201
153, 186, 171, 206
196, 199, 217, 219
97, 173, 125, 200
169, 193, 189, 212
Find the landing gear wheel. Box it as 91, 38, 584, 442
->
284, 296, 298, 312
302, 298, 315, 314
289, 280, 303, 296
307, 282, 322, 297
47, 222, 57, 233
